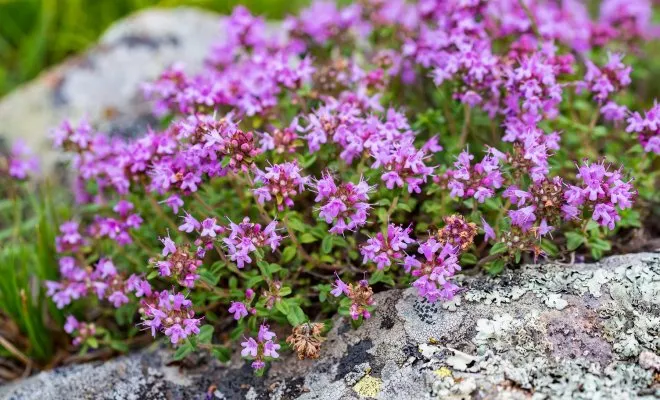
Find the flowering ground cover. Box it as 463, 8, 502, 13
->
1, 0, 659, 377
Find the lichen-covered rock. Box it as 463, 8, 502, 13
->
3, 253, 659, 399
0, 8, 220, 166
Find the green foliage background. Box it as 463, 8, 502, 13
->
0, 0, 308, 97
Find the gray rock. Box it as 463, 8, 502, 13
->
0, 7, 220, 166
3, 252, 659, 399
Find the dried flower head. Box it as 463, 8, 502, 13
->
286, 322, 326, 360
436, 215, 478, 253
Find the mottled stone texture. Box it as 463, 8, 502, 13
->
0, 8, 220, 166
3, 252, 659, 400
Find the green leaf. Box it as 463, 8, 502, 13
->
565, 232, 585, 251
275, 299, 291, 315
146, 270, 159, 280
199, 269, 220, 286
172, 342, 193, 361
279, 286, 292, 297
110, 340, 129, 353
281, 246, 296, 263
87, 337, 99, 349
257, 260, 272, 279
460, 253, 477, 265
489, 242, 508, 255
300, 233, 317, 243
221, 156, 231, 168
286, 217, 306, 232
287, 305, 307, 326
321, 235, 333, 254
212, 346, 231, 362
246, 275, 264, 287
377, 208, 388, 223
485, 259, 505, 275
369, 270, 385, 285
198, 325, 214, 344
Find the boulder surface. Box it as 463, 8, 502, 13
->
2, 252, 659, 399
0, 7, 220, 166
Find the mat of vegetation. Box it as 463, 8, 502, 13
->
0, 0, 659, 383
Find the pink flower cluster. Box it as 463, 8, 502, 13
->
253, 161, 309, 211
404, 240, 461, 303
228, 289, 256, 320
5, 140, 39, 180
627, 102, 660, 154
223, 217, 282, 268
46, 257, 137, 309
241, 323, 280, 370
140, 290, 201, 345
153, 236, 203, 288
314, 173, 372, 235
446, 148, 504, 203
331, 276, 375, 320
64, 315, 97, 346
360, 224, 414, 270
565, 161, 636, 230
89, 200, 143, 246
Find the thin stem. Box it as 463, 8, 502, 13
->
459, 104, 471, 148
193, 192, 215, 216
476, 253, 501, 268
0, 334, 31, 367
386, 195, 399, 221
147, 195, 179, 233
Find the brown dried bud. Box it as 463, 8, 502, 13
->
286, 323, 326, 360
437, 215, 477, 253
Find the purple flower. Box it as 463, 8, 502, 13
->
253, 161, 308, 211
404, 239, 461, 303
228, 301, 248, 320
361, 224, 413, 270
446, 148, 503, 203
240, 323, 280, 371
564, 161, 636, 230
371, 138, 434, 194
140, 290, 201, 344
163, 195, 184, 214
481, 218, 496, 241
179, 212, 201, 233
313, 173, 372, 235
200, 218, 221, 238
627, 102, 660, 154
160, 235, 177, 256
223, 218, 282, 268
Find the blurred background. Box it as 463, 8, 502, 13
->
0, 0, 309, 97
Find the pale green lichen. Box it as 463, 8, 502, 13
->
352, 375, 382, 398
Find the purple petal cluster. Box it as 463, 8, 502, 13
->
371, 138, 434, 194
446, 148, 504, 203
564, 161, 636, 229
627, 102, 660, 154
314, 173, 372, 235
360, 224, 413, 270
241, 323, 280, 371
46, 257, 140, 309
152, 236, 202, 288
223, 217, 282, 268
330, 276, 375, 320
403, 240, 461, 303
89, 200, 143, 246
140, 290, 201, 345
253, 161, 309, 211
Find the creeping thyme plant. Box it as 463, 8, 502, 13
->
3, 0, 660, 373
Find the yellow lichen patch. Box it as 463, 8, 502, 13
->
434, 367, 453, 378
353, 375, 382, 398
428, 337, 440, 345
